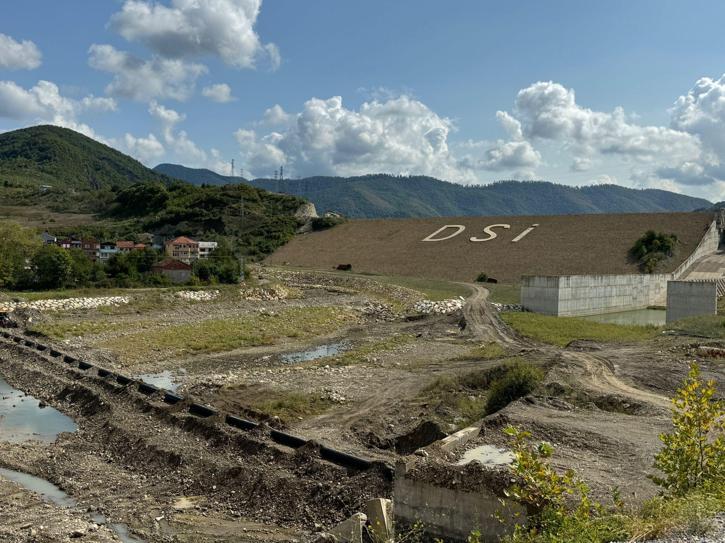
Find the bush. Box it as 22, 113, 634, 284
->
31, 245, 73, 289
485, 362, 543, 414
630, 230, 678, 273
311, 216, 345, 231
652, 362, 724, 495
475, 272, 489, 283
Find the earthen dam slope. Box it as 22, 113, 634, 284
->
266, 212, 715, 284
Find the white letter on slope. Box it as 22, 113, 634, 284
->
422, 225, 466, 242
470, 224, 510, 242
512, 224, 539, 243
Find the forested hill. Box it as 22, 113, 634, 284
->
0, 125, 171, 190
154, 163, 248, 185
154, 166, 712, 218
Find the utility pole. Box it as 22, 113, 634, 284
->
231, 159, 235, 178
280, 165, 284, 181
239, 182, 245, 283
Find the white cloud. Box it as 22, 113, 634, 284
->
88, 44, 206, 101
0, 80, 111, 137
109, 0, 279, 70
120, 132, 165, 163
262, 104, 290, 125
202, 83, 235, 103
0, 33, 42, 70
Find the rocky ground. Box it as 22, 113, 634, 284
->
0, 267, 723, 541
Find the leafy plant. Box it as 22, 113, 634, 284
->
485, 362, 543, 414
652, 362, 725, 495
630, 230, 679, 273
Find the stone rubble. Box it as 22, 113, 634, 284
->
361, 302, 398, 322
0, 296, 129, 313
240, 285, 291, 301
413, 297, 465, 315
491, 303, 524, 312
175, 290, 220, 301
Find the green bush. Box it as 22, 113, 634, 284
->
475, 272, 489, 283
311, 216, 345, 231
485, 362, 543, 414
630, 230, 678, 273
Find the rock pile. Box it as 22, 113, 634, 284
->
413, 297, 464, 315
240, 284, 290, 301
0, 296, 129, 313
175, 290, 219, 301
491, 303, 523, 312
361, 301, 398, 322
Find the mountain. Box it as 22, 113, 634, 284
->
154, 163, 247, 186
0, 125, 170, 190
156, 166, 712, 218
0, 126, 305, 259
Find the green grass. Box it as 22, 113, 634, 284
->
668, 315, 725, 339
31, 319, 146, 339
255, 392, 336, 423
314, 334, 415, 367
485, 283, 520, 305
100, 306, 356, 365
501, 312, 659, 347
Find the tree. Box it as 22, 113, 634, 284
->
653, 362, 724, 495
0, 222, 41, 289
630, 231, 679, 273
31, 244, 73, 289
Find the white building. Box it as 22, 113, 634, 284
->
198, 241, 218, 259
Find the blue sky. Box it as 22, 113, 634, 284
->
1, 1, 725, 201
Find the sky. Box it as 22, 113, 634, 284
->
1, 0, 725, 201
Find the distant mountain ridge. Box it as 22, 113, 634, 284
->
154, 164, 712, 218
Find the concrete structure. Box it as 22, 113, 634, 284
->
98, 242, 118, 261
116, 240, 146, 253
522, 218, 723, 317
522, 273, 670, 317
198, 241, 218, 259
394, 461, 525, 542
152, 258, 192, 284
40, 232, 56, 245
81, 239, 100, 260
666, 280, 718, 323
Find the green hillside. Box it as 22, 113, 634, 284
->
156, 166, 712, 218
0, 125, 169, 190
155, 163, 247, 186
0, 126, 305, 260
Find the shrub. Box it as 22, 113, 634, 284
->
476, 272, 489, 283
485, 362, 543, 414
652, 362, 724, 495
311, 216, 345, 231
630, 230, 678, 273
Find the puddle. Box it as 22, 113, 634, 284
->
0, 376, 77, 442
582, 309, 666, 326
136, 370, 180, 392
457, 444, 514, 466
0, 467, 145, 543
281, 342, 350, 363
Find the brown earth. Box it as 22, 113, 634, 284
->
266, 212, 714, 283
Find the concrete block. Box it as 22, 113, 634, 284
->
366, 498, 393, 542
329, 513, 367, 543
438, 425, 480, 452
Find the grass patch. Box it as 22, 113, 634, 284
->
367, 275, 469, 301
420, 358, 541, 427
255, 391, 336, 423
485, 283, 520, 305
31, 319, 144, 339
316, 334, 415, 367
100, 306, 356, 365
501, 312, 659, 347
669, 315, 725, 339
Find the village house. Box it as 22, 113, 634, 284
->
152, 258, 192, 284
116, 240, 146, 253
40, 232, 56, 245
198, 241, 218, 259
165, 236, 199, 264
98, 242, 118, 260
81, 239, 100, 260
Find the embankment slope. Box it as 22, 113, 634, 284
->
267, 212, 715, 284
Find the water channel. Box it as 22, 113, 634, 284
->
281, 341, 350, 363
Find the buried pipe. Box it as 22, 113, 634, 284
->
270, 430, 307, 449
78, 361, 94, 371
188, 403, 217, 418
137, 382, 159, 396
115, 374, 133, 386
319, 446, 372, 470
163, 391, 184, 405
97, 368, 113, 378
225, 414, 259, 431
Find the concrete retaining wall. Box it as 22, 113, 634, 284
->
666, 281, 718, 323
521, 219, 721, 317
522, 273, 670, 316
394, 463, 525, 542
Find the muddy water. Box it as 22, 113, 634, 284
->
582, 309, 666, 326
457, 444, 514, 467
0, 375, 77, 442
281, 342, 350, 363
136, 370, 180, 392
0, 376, 145, 542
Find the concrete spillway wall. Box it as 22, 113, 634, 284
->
666, 281, 718, 323
522, 219, 721, 317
